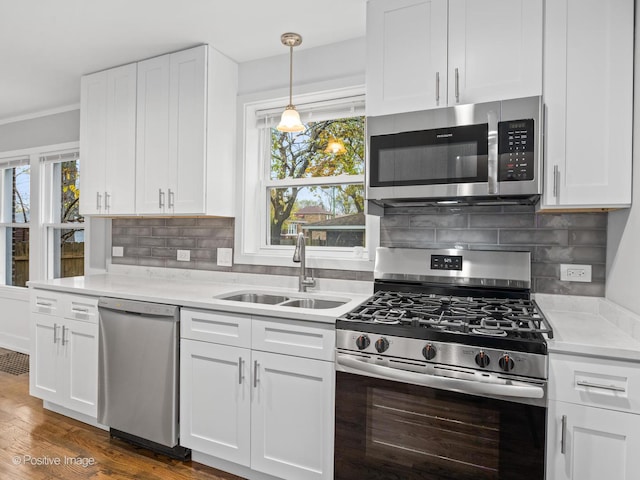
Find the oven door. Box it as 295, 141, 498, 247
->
335, 356, 546, 480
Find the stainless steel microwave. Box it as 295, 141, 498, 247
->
366, 96, 543, 209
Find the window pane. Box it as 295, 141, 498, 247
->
12, 166, 30, 223
270, 116, 365, 180
6, 227, 29, 287
61, 159, 83, 223
53, 228, 84, 278
268, 185, 365, 247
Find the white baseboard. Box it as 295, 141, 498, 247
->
0, 333, 29, 354
191, 451, 282, 480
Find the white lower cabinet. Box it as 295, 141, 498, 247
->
180, 309, 335, 480
547, 400, 640, 480
547, 353, 640, 479
250, 350, 334, 480
30, 290, 99, 418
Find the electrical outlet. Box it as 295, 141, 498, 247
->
217, 248, 233, 267
177, 249, 191, 262
560, 264, 592, 283
112, 246, 124, 257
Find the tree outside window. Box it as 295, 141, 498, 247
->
268, 116, 365, 247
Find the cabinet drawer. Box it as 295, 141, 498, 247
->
550, 353, 640, 414
181, 308, 251, 348
252, 317, 335, 361
31, 290, 65, 316
65, 295, 99, 324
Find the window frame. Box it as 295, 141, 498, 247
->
0, 157, 31, 287
40, 150, 85, 280
236, 85, 378, 271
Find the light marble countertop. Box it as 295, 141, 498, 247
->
535, 293, 640, 362
28, 267, 373, 324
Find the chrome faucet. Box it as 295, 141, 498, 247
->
292, 232, 316, 292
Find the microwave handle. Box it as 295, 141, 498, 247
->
487, 110, 499, 195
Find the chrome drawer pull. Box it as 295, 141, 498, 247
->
576, 380, 626, 392
37, 301, 53, 307
71, 307, 89, 313
61, 326, 67, 346
53, 323, 58, 344
561, 415, 567, 454
238, 357, 244, 385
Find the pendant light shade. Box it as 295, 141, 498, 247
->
324, 138, 347, 155
276, 33, 305, 133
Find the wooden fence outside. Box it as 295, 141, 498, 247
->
13, 242, 84, 287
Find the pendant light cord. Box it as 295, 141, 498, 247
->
288, 44, 294, 107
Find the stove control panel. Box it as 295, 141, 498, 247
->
336, 329, 548, 380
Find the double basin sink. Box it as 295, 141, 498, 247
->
219, 291, 347, 310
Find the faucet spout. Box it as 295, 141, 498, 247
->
292, 233, 316, 292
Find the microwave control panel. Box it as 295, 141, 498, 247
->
498, 119, 534, 181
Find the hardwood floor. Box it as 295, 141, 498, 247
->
0, 369, 246, 480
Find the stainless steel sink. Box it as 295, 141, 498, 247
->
280, 298, 346, 309
221, 293, 290, 304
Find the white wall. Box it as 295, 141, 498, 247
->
606, 2, 640, 315
238, 36, 366, 95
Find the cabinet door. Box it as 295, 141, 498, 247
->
79, 71, 107, 215
448, 0, 542, 105
180, 339, 250, 466
251, 351, 334, 480
168, 46, 207, 214
30, 313, 62, 402
366, 0, 448, 116
547, 401, 640, 480
104, 64, 137, 215
62, 319, 98, 417
542, 0, 633, 208
136, 54, 171, 214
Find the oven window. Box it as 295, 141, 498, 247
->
335, 372, 545, 480
369, 123, 489, 187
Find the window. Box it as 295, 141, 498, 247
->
238, 86, 378, 269
0, 159, 30, 286
41, 151, 84, 279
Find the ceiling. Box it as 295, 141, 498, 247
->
0, 0, 366, 122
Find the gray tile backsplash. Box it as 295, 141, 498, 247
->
112, 205, 608, 296
111, 217, 370, 281
380, 205, 607, 296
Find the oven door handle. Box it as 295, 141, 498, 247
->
337, 355, 544, 399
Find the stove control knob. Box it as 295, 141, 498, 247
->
355, 335, 370, 350
475, 351, 491, 368
375, 337, 390, 353
499, 354, 515, 372
422, 344, 437, 361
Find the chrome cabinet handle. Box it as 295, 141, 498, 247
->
96, 192, 102, 211
105, 191, 111, 210
36, 301, 53, 307
253, 361, 259, 388
238, 357, 244, 385
61, 326, 67, 346
553, 165, 559, 198
576, 380, 626, 392
435, 71, 440, 104
455, 67, 460, 103
561, 415, 567, 454
71, 306, 89, 314
159, 189, 165, 209
168, 188, 175, 209
53, 323, 58, 344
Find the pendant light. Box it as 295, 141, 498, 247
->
276, 33, 305, 132
324, 138, 347, 155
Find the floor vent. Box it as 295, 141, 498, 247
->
0, 351, 29, 376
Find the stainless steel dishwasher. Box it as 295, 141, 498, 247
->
97, 297, 189, 459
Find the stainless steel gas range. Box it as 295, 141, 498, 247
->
334, 247, 552, 480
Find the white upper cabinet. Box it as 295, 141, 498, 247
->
447, 0, 543, 105
80, 44, 237, 216
136, 46, 208, 215
366, 0, 448, 115
540, 0, 633, 210
366, 0, 543, 116
79, 63, 136, 215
